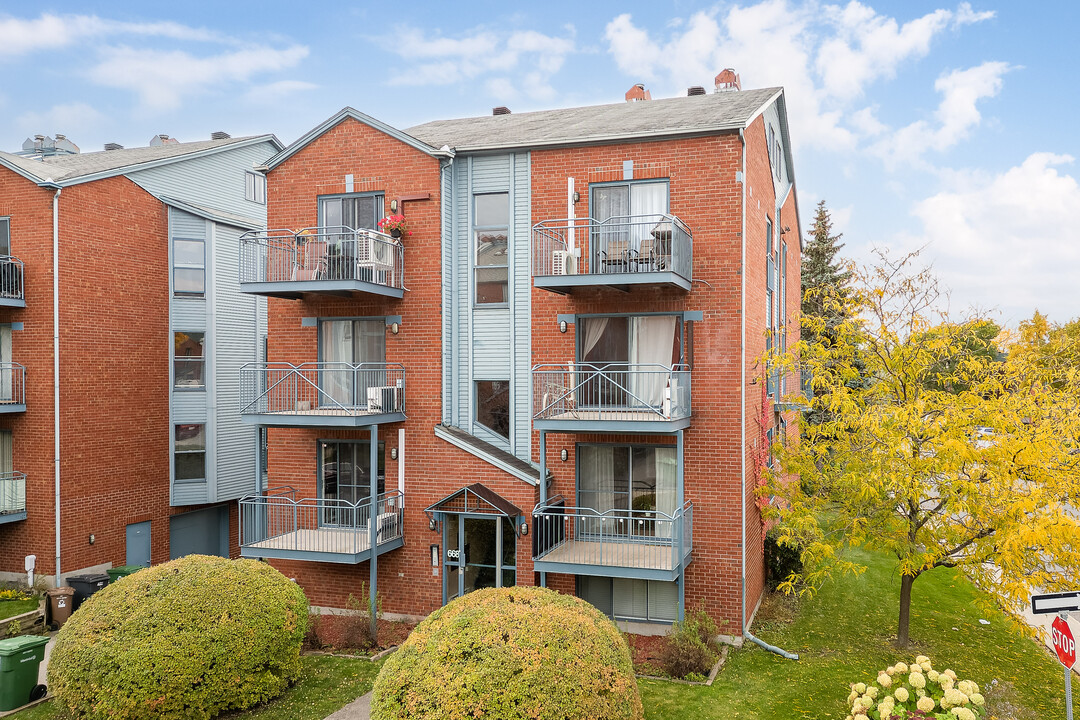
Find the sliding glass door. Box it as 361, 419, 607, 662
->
319, 440, 384, 526
577, 316, 681, 409
591, 182, 668, 272
319, 319, 385, 408
577, 444, 678, 540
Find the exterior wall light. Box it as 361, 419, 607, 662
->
561, 448, 568, 461
391, 322, 400, 334
559, 320, 568, 333
390, 447, 398, 460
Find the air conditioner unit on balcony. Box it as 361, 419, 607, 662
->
367, 386, 399, 413
552, 250, 577, 275
357, 234, 394, 268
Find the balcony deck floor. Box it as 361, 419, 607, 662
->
246, 526, 377, 555
540, 409, 667, 423
538, 538, 675, 571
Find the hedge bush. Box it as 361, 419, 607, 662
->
48, 555, 308, 720
371, 586, 643, 720
764, 526, 804, 591
659, 606, 721, 679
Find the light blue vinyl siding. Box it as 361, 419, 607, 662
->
212, 223, 259, 502
441, 163, 454, 425
444, 152, 532, 461
128, 141, 275, 227
173, 482, 209, 505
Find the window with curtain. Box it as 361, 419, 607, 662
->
318, 319, 386, 407
474, 193, 509, 304
590, 181, 668, 272
578, 576, 678, 623
577, 444, 677, 538
319, 194, 383, 231
0, 218, 9, 256
0, 429, 18, 514
0, 325, 11, 403
577, 315, 682, 410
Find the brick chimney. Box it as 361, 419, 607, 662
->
687, 86, 706, 96
714, 69, 741, 92
492, 106, 511, 116
625, 83, 652, 102
211, 131, 231, 140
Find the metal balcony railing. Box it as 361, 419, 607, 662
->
532, 214, 692, 282
239, 488, 404, 559
239, 226, 404, 292
0, 472, 26, 516
239, 362, 405, 418
532, 363, 690, 423
532, 496, 693, 574
0, 363, 25, 409
0, 257, 24, 303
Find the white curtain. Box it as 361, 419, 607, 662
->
0, 325, 10, 402
579, 445, 617, 535
629, 183, 668, 255
320, 321, 352, 407
581, 317, 609, 362
629, 316, 676, 408
0, 430, 15, 514
654, 447, 677, 539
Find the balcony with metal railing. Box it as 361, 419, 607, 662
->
532, 363, 691, 432
239, 362, 405, 427
0, 472, 26, 524
532, 214, 692, 293
239, 487, 404, 564
532, 497, 693, 581
0, 364, 26, 413
0, 257, 25, 307
239, 226, 405, 299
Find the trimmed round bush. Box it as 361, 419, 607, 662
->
371, 586, 643, 720
48, 555, 308, 719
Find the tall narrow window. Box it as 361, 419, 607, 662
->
174, 424, 206, 482
474, 193, 509, 304
174, 332, 205, 389
245, 171, 266, 204
475, 380, 510, 439
319, 440, 385, 525
173, 236, 205, 296
318, 319, 387, 408
0, 218, 9, 256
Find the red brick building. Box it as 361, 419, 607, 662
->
239, 81, 802, 638
0, 133, 280, 585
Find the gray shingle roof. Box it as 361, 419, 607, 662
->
0, 135, 277, 184
405, 87, 782, 151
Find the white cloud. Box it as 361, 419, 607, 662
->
15, 102, 106, 141
0, 13, 223, 57
905, 153, 1080, 322
88, 45, 309, 111
385, 25, 575, 102
873, 61, 1011, 168
603, 2, 996, 153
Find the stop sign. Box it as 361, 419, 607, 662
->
1051, 616, 1076, 668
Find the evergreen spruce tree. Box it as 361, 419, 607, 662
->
801, 200, 851, 341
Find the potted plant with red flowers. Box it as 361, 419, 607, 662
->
378, 215, 410, 239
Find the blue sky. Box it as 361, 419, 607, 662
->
1, 1, 1076, 325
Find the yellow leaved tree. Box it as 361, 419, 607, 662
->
765, 250, 1080, 648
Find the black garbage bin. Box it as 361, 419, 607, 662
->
67, 573, 110, 611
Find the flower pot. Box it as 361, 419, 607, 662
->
390, 229, 403, 239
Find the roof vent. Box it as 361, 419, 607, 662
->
104, 142, 124, 151
625, 83, 652, 102
714, 68, 741, 92
149, 134, 179, 147
492, 107, 511, 116
16, 134, 78, 157
211, 131, 231, 140
687, 86, 706, 96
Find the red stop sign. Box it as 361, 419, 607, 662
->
1051, 616, 1076, 668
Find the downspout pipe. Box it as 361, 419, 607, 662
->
737, 131, 798, 662
47, 183, 62, 586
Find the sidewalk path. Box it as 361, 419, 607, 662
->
325, 692, 371, 720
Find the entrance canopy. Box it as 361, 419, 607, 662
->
425, 483, 524, 535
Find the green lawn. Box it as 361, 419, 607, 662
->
15, 654, 381, 720
0, 598, 40, 622
642, 548, 1078, 720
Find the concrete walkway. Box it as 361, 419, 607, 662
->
325, 691, 371, 720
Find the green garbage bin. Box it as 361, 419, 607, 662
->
0, 635, 49, 711
106, 565, 144, 583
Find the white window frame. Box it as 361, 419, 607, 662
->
174, 424, 206, 483
245, 171, 266, 205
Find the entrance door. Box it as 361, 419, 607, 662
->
126, 521, 151, 567
442, 515, 516, 603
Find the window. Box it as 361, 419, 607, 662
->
0, 218, 9, 256
319, 193, 383, 231
590, 181, 668, 272
173, 332, 205, 389
173, 236, 204, 296
780, 241, 788, 394
577, 315, 683, 410
577, 444, 678, 537
245, 171, 266, 204
474, 193, 509, 304
319, 319, 387, 407
475, 380, 510, 439
319, 440, 385, 525
766, 219, 777, 396
174, 424, 206, 482
578, 576, 678, 623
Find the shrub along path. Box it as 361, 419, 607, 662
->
640, 547, 1078, 720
